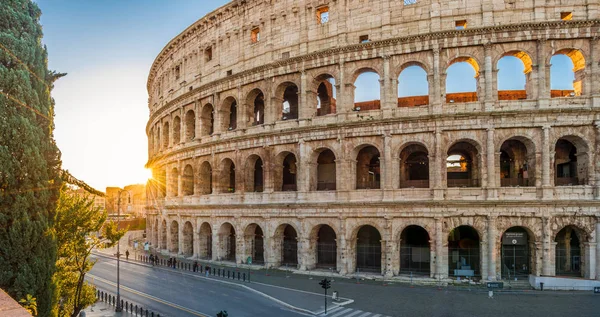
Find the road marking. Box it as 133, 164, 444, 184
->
330, 308, 353, 317
345, 310, 365, 317
87, 274, 211, 317
357, 312, 373, 317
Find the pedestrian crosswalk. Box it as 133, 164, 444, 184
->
320, 306, 391, 317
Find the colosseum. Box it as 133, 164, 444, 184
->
145, 0, 600, 287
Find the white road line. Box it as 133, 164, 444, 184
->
371, 314, 382, 317
345, 310, 365, 317
357, 312, 373, 317
329, 308, 353, 317
87, 273, 211, 317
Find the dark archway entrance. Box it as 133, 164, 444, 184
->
400, 225, 430, 275
220, 223, 236, 262
281, 225, 298, 266
448, 225, 480, 277
501, 227, 531, 279
244, 224, 264, 265
316, 225, 337, 268
555, 226, 582, 276
356, 225, 382, 273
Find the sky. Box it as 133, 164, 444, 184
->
37, 0, 229, 191
35, 1, 574, 191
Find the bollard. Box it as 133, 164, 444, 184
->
151, 312, 154, 317
136, 305, 138, 315
218, 268, 221, 276
146, 310, 149, 317
228, 270, 230, 279
125, 301, 128, 312
238, 272, 240, 280
121, 299, 124, 309
213, 268, 216, 275
130, 303, 133, 312
540, 282, 544, 291
243, 273, 246, 281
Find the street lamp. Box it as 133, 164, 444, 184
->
115, 189, 131, 312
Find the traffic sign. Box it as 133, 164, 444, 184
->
487, 282, 504, 289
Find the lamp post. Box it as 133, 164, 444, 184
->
115, 189, 131, 312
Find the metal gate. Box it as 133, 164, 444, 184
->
501, 244, 529, 279
316, 242, 337, 268
448, 246, 480, 277
356, 243, 381, 273
399, 246, 430, 275
555, 246, 581, 276
281, 238, 298, 266
253, 237, 264, 264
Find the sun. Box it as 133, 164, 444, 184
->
143, 168, 153, 181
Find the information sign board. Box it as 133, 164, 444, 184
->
502, 232, 526, 245
487, 282, 504, 289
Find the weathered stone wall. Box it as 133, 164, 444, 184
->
146, 0, 600, 281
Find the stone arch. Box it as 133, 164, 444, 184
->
498, 225, 537, 279
274, 81, 300, 121
446, 56, 481, 103
220, 96, 238, 132
498, 136, 536, 187
160, 219, 167, 250
273, 151, 298, 192
182, 221, 193, 256
446, 138, 483, 188
169, 220, 179, 253
246, 88, 265, 126
182, 164, 194, 196
152, 218, 159, 247
198, 222, 212, 259
308, 224, 337, 269
169, 167, 179, 196
184, 109, 195, 140
397, 62, 429, 107
244, 154, 264, 192
162, 121, 170, 149
313, 148, 336, 191
172, 116, 181, 144
352, 67, 381, 111
554, 224, 588, 277
243, 223, 265, 265
218, 158, 236, 193
354, 144, 381, 190
313, 73, 337, 116
553, 134, 590, 186
399, 143, 429, 188
354, 225, 383, 273
399, 225, 431, 275
198, 160, 213, 194
496, 50, 534, 100
549, 48, 586, 96
273, 223, 299, 267
447, 225, 481, 278
218, 222, 236, 262
200, 103, 215, 136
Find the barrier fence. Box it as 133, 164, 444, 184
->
95, 289, 163, 317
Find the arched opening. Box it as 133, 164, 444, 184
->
244, 155, 264, 192
356, 225, 382, 273
169, 167, 179, 196
184, 110, 195, 140
555, 137, 587, 186
160, 220, 167, 249
250, 90, 265, 126
218, 97, 237, 132
199, 161, 212, 194
244, 224, 265, 265
446, 57, 479, 103
199, 222, 212, 260
397, 65, 429, 107
317, 149, 336, 191
219, 159, 236, 193
172, 116, 181, 144
280, 225, 298, 266
501, 227, 532, 279
200, 104, 214, 136
353, 70, 381, 111
400, 225, 431, 275
447, 141, 480, 187
399, 144, 429, 188
219, 223, 236, 262
356, 146, 381, 189
277, 153, 297, 192
500, 138, 534, 187
497, 52, 532, 100
182, 221, 193, 256
316, 75, 336, 116
155, 169, 166, 198
555, 225, 585, 277
315, 225, 337, 269
551, 49, 585, 97
448, 225, 480, 278
162, 122, 170, 149
182, 165, 194, 196
169, 220, 179, 253
277, 83, 299, 120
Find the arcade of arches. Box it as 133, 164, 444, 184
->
147, 216, 600, 281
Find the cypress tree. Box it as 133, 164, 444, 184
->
0, 1, 63, 315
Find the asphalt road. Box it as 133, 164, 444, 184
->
88, 255, 308, 317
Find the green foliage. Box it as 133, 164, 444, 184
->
53, 188, 125, 317
0, 1, 62, 316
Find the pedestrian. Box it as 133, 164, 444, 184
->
205, 265, 209, 277
193, 261, 198, 272
172, 258, 177, 269
125, 250, 129, 260
168, 258, 171, 267
150, 254, 154, 266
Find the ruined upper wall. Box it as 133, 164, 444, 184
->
147, 0, 597, 108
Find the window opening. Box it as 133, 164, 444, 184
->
455, 20, 467, 30
359, 35, 370, 43
317, 7, 329, 24
561, 12, 572, 21
251, 28, 260, 43
205, 47, 213, 62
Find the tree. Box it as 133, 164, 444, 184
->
53, 187, 125, 317
0, 1, 63, 315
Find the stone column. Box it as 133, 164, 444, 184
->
383, 239, 393, 277
585, 241, 597, 279
193, 227, 200, 259
594, 122, 600, 199
542, 217, 553, 276
435, 218, 446, 279
298, 140, 309, 193
433, 130, 444, 200
541, 126, 552, 199
298, 237, 309, 271
338, 60, 349, 113
596, 220, 600, 279
381, 55, 393, 113
432, 48, 442, 114
166, 220, 172, 252
338, 220, 348, 274
383, 133, 393, 190
299, 71, 309, 119
486, 128, 497, 199
157, 220, 163, 251
484, 43, 494, 111
178, 218, 184, 255
487, 216, 497, 280
536, 39, 550, 107
211, 227, 219, 261
235, 234, 244, 265
591, 38, 600, 99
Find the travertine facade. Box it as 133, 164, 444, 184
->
146, 0, 600, 282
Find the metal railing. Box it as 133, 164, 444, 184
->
95, 289, 162, 317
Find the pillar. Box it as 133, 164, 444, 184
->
542, 217, 554, 276
157, 220, 163, 251
383, 239, 394, 277
432, 48, 442, 114
487, 216, 497, 280
536, 39, 550, 107
594, 122, 600, 199
178, 219, 184, 255
585, 242, 597, 279
484, 43, 494, 111
382, 55, 393, 112
541, 126, 552, 199
596, 221, 600, 279
383, 133, 393, 190
435, 218, 446, 279
193, 228, 200, 259
211, 227, 219, 261
433, 130, 444, 200
298, 140, 309, 193
298, 237, 309, 271
487, 127, 497, 199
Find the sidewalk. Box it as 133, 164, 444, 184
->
83, 300, 135, 317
